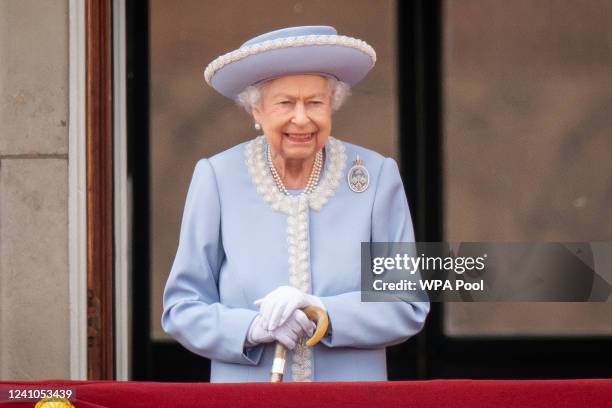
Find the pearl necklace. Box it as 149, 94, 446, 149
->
267, 146, 323, 196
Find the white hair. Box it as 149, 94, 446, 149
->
235, 76, 351, 115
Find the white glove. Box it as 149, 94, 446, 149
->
247, 309, 316, 350
254, 286, 325, 331
246, 314, 274, 346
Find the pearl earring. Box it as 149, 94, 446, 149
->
254, 123, 261, 131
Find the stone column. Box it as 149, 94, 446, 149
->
0, 0, 70, 379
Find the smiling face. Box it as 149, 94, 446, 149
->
252, 74, 332, 161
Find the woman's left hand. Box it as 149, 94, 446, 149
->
254, 286, 326, 331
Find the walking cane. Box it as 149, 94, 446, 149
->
270, 306, 329, 383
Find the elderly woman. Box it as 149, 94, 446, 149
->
162, 25, 429, 382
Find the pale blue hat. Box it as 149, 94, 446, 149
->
204, 26, 376, 99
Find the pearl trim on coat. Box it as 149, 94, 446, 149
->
245, 136, 346, 381
204, 35, 377, 85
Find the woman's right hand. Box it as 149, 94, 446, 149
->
246, 309, 315, 350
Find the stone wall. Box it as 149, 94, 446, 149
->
0, 0, 70, 379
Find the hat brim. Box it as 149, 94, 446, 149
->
209, 44, 374, 99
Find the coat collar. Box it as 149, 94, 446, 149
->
245, 135, 346, 214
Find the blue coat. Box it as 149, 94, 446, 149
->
161, 136, 429, 382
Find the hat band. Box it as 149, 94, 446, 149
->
204, 34, 377, 84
